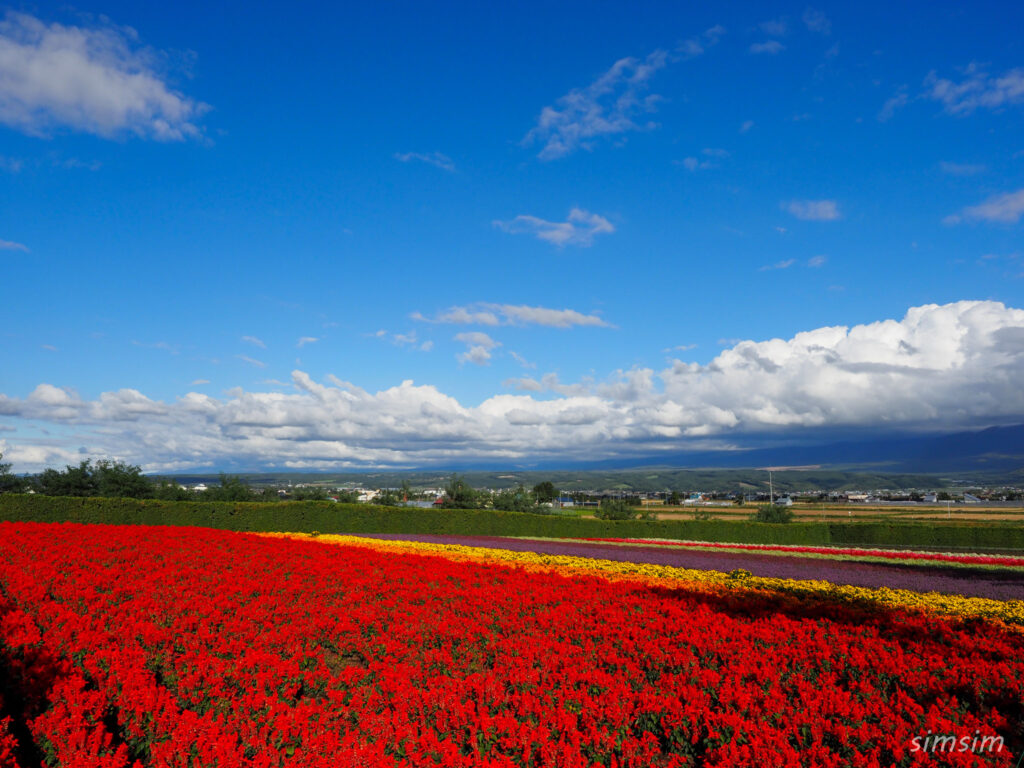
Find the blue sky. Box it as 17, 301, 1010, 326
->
1, 1, 1023, 471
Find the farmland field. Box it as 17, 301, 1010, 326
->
1, 522, 1023, 766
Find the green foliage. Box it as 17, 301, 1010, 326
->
441, 474, 478, 509
492, 485, 535, 513
532, 481, 558, 504
375, 489, 402, 507
594, 498, 655, 521
4, 494, 1024, 552
153, 480, 195, 501
694, 510, 714, 521
34, 460, 99, 497
751, 504, 795, 524
291, 486, 329, 502
0, 453, 27, 494
92, 460, 153, 499
668, 491, 682, 505
202, 474, 256, 502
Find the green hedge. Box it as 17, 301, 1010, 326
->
0, 494, 828, 544
2, 494, 1023, 551
827, 521, 1024, 551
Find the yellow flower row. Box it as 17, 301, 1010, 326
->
258, 532, 1024, 628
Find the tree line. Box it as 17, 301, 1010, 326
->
0, 457, 662, 521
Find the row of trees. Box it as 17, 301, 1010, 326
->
0, 455, 365, 503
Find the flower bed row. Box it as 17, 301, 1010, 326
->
1, 522, 1022, 766
577, 538, 1024, 568
280, 533, 1024, 628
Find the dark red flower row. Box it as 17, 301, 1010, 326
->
0, 521, 1021, 767
580, 537, 1024, 567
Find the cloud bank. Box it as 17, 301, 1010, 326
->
3, 302, 1024, 472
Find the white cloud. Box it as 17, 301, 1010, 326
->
783, 199, 841, 221
807, 255, 827, 267
297, 336, 319, 348
419, 340, 434, 352
523, 50, 669, 160
0, 238, 28, 252
393, 151, 455, 172
678, 149, 728, 172
939, 161, 987, 176
947, 189, 1024, 225
242, 335, 266, 348
494, 207, 614, 247
455, 332, 500, 366
0, 11, 208, 140
509, 351, 535, 369
455, 331, 499, 349
236, 355, 267, 368
416, 303, 612, 328
4, 302, 1024, 471
189, 379, 210, 386
41, 344, 58, 352
877, 91, 909, 122
760, 259, 796, 271
392, 331, 419, 346
750, 41, 785, 55
926, 65, 1024, 115
678, 25, 725, 59
802, 9, 831, 34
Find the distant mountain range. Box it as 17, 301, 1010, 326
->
162, 424, 1024, 492
593, 424, 1024, 475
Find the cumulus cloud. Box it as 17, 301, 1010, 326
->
415, 303, 612, 328
522, 50, 669, 160
494, 208, 614, 247
4, 302, 1024, 472
297, 336, 319, 348
946, 189, 1024, 225
393, 151, 455, 172
783, 199, 840, 221
807, 255, 827, 267
750, 41, 785, 55
455, 332, 500, 366
0, 11, 208, 140
926, 65, 1024, 115
0, 238, 28, 252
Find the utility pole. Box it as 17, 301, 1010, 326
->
769, 470, 774, 505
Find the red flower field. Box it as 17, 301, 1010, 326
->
0, 521, 1021, 767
